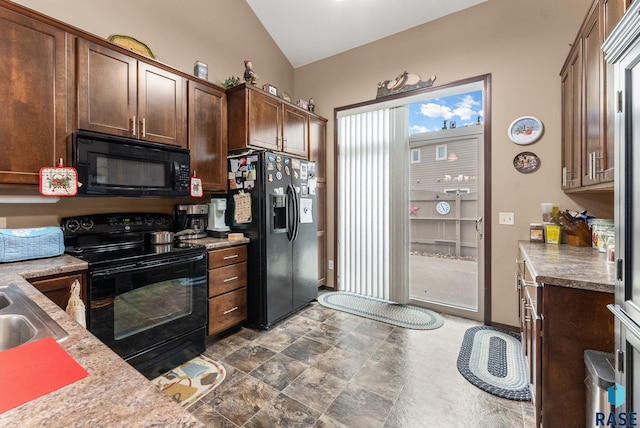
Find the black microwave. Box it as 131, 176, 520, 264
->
73, 131, 191, 197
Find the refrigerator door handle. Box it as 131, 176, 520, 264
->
608, 304, 640, 342
286, 184, 295, 241
292, 185, 300, 241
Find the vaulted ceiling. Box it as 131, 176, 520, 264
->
245, 0, 487, 68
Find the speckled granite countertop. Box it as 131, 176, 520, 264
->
518, 241, 615, 293
0, 256, 204, 427
181, 236, 249, 250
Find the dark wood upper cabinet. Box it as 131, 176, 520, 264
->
228, 83, 309, 157
603, 0, 630, 39
581, 6, 605, 187
282, 104, 309, 158
246, 88, 282, 151
309, 116, 327, 180
138, 62, 186, 146
0, 5, 71, 185
188, 80, 228, 193
559, 0, 629, 192
77, 38, 187, 147
560, 43, 582, 190
77, 39, 136, 138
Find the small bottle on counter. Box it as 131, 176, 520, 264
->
530, 223, 544, 243
605, 232, 615, 262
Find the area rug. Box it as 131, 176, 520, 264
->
152, 355, 226, 408
317, 291, 444, 330
457, 326, 530, 401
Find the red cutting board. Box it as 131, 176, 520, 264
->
0, 336, 88, 413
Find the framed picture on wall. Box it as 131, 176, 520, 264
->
508, 116, 543, 145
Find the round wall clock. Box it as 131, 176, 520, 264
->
508, 116, 543, 145
436, 201, 450, 215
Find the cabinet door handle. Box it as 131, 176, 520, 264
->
562, 167, 567, 187
223, 306, 239, 315
131, 115, 137, 137
223, 254, 239, 260
223, 276, 239, 283
475, 216, 483, 239
141, 118, 146, 138
521, 279, 540, 288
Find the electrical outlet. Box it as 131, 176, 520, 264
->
499, 212, 515, 225
328, 260, 334, 270
0, 218, 6, 228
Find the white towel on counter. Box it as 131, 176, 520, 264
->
66, 279, 86, 328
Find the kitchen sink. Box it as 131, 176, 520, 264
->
0, 315, 37, 350
0, 293, 10, 310
0, 284, 68, 351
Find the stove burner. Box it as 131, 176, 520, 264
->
61, 212, 206, 268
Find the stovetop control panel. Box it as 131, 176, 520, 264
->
61, 213, 174, 236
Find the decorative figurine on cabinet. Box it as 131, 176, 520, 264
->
243, 60, 258, 85
308, 98, 315, 113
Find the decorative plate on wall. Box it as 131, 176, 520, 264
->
108, 35, 157, 59
513, 151, 541, 173
508, 116, 543, 145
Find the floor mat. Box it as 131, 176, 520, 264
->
152, 354, 226, 408
317, 291, 444, 330
457, 326, 531, 401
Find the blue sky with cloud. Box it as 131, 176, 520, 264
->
408, 90, 484, 134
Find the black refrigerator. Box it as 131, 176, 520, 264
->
226, 151, 318, 329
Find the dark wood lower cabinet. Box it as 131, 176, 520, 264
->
207, 245, 247, 335
541, 285, 614, 428
28, 271, 87, 311
518, 255, 614, 427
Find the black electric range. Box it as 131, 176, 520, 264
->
61, 212, 208, 379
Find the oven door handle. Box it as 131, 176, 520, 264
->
91, 253, 205, 277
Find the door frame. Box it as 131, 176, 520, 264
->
333, 74, 492, 324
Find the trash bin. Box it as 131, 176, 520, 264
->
584, 350, 615, 427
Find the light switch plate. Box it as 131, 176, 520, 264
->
499, 212, 514, 225
0, 218, 6, 228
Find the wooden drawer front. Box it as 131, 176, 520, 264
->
208, 288, 247, 335
209, 262, 247, 297
208, 246, 247, 269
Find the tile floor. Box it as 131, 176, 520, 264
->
188, 301, 535, 428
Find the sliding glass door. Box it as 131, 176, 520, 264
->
335, 75, 490, 322
408, 126, 484, 320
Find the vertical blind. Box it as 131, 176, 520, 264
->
337, 107, 408, 302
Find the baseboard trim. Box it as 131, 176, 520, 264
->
488, 321, 519, 333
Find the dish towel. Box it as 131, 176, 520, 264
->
66, 279, 86, 328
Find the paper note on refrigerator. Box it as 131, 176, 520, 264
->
299, 198, 313, 223
233, 191, 252, 223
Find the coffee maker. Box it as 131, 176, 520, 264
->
207, 198, 230, 237
175, 204, 208, 240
